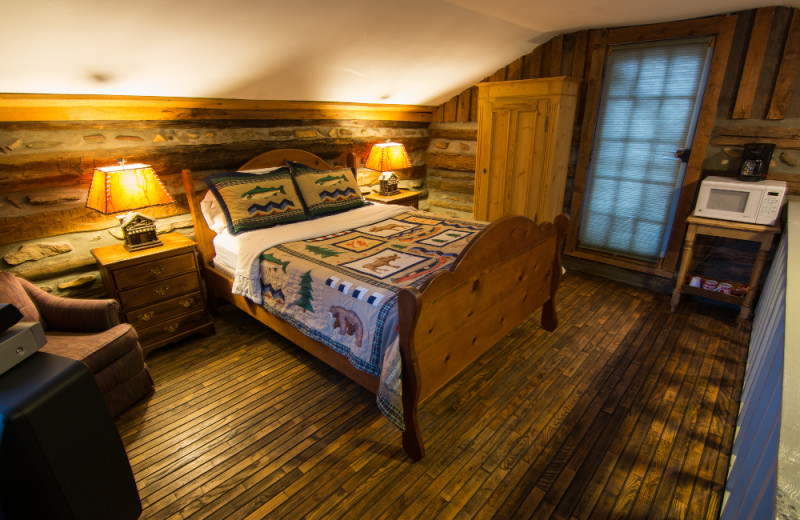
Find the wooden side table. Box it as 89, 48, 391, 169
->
92, 232, 214, 355
364, 189, 420, 208
670, 216, 781, 321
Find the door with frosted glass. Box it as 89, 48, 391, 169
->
578, 38, 713, 261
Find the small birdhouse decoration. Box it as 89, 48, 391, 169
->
119, 212, 162, 252
365, 141, 410, 196
379, 172, 399, 196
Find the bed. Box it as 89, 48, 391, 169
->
181, 148, 569, 461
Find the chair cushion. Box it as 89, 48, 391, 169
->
103, 367, 153, 418
0, 272, 41, 324
92, 345, 146, 394
41, 324, 140, 374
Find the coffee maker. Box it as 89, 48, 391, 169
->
738, 143, 775, 182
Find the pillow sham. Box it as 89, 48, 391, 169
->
200, 167, 288, 234
203, 167, 306, 235
199, 190, 228, 234
287, 162, 365, 217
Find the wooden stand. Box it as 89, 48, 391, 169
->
92, 233, 215, 355
364, 188, 419, 208
670, 216, 780, 321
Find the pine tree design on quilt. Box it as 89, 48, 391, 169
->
295, 270, 314, 312
305, 245, 342, 258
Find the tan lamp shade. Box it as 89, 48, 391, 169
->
365, 142, 410, 196
86, 163, 174, 214
365, 141, 411, 172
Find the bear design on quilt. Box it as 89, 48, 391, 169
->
329, 306, 364, 351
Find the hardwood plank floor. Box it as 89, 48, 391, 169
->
115, 270, 749, 519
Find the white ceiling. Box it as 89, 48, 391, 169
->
1, 0, 795, 106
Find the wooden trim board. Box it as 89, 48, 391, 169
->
0, 94, 436, 123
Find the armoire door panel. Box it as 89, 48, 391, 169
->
474, 77, 579, 224
512, 101, 549, 220
485, 109, 511, 221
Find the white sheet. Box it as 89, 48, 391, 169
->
211, 232, 240, 272
214, 203, 410, 304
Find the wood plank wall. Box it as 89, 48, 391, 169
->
430, 6, 800, 280
432, 6, 800, 199
0, 96, 434, 295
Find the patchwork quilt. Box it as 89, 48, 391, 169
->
255, 210, 486, 429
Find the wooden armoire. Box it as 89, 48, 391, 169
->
473, 77, 580, 223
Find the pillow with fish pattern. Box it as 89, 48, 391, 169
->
288, 163, 365, 218
204, 167, 306, 234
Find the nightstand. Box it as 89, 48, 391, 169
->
92, 232, 214, 356
364, 189, 419, 208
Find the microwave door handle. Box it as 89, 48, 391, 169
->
675, 148, 691, 163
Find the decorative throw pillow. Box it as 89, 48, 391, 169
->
203, 167, 306, 234
287, 162, 365, 217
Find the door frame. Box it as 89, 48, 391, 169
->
564, 15, 738, 278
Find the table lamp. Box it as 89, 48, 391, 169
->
86, 160, 174, 251
365, 141, 411, 196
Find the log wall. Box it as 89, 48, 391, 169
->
0, 96, 434, 296
431, 6, 800, 280
434, 6, 800, 198
425, 122, 477, 218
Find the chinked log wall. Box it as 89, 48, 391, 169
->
432, 6, 800, 211
0, 97, 434, 296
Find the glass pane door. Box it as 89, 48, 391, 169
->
578, 37, 713, 261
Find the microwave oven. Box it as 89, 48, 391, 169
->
693, 176, 786, 225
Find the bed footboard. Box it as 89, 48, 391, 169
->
397, 214, 569, 460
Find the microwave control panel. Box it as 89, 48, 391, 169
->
755, 191, 784, 224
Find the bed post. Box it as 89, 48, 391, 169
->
181, 169, 214, 267
397, 287, 424, 461
541, 214, 570, 331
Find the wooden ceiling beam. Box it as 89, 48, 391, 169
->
0, 94, 436, 123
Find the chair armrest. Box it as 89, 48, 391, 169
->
19, 278, 121, 332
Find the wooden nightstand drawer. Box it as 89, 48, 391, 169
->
92, 233, 215, 356
113, 252, 196, 290
118, 272, 200, 309
125, 290, 204, 329
136, 310, 209, 346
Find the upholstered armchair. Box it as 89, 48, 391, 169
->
0, 272, 153, 417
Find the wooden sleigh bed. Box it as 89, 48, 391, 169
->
181, 148, 569, 461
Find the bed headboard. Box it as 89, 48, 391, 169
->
238, 149, 335, 171
181, 148, 344, 269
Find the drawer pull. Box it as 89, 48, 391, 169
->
163, 323, 179, 333
154, 285, 170, 296
179, 298, 195, 308
137, 311, 155, 322
149, 266, 166, 278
